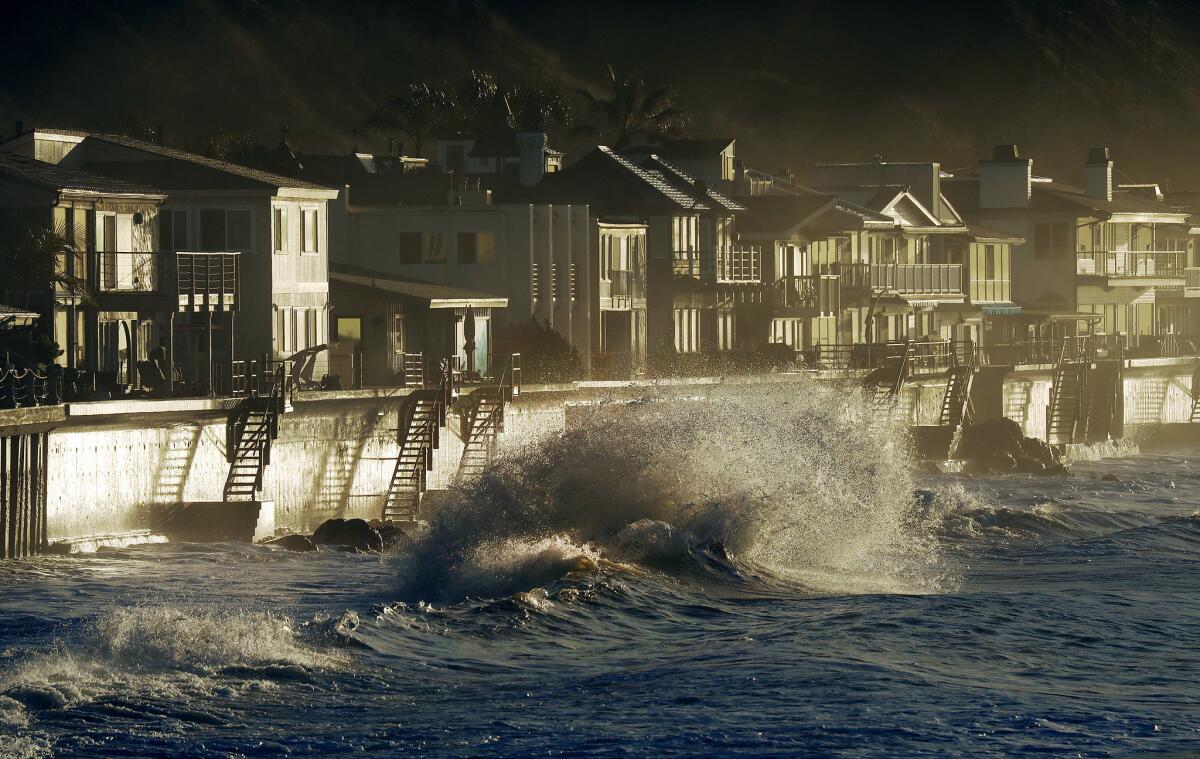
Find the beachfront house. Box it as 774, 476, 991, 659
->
944, 145, 1197, 358
0, 127, 339, 389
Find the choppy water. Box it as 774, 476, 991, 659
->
2, 385, 1199, 757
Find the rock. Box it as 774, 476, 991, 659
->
1043, 463, 1072, 477
1013, 456, 1047, 474
987, 451, 1019, 474
1100, 473, 1121, 482
375, 523, 415, 551
261, 534, 318, 552
312, 518, 383, 552
1020, 437, 1056, 465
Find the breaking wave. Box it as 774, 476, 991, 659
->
396, 380, 952, 601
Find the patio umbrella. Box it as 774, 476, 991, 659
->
463, 306, 476, 374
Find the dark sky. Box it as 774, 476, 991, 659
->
4, 0, 1200, 187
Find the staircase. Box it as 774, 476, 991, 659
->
223, 400, 276, 501
862, 344, 911, 428
1191, 368, 1200, 424
381, 395, 440, 523
939, 366, 975, 429
223, 366, 287, 502
457, 394, 505, 482
1047, 361, 1087, 446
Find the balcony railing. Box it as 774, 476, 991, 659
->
98, 251, 162, 293
1185, 267, 1200, 297
600, 270, 643, 306
775, 275, 840, 315
821, 262, 870, 290
672, 254, 714, 280
871, 263, 963, 295
717, 248, 761, 283
177, 252, 240, 311
1076, 250, 1187, 280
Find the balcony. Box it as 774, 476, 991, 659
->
871, 263, 963, 297
1076, 250, 1187, 285
94, 251, 240, 312
774, 275, 839, 316
1185, 267, 1200, 298
672, 253, 713, 280
600, 270, 643, 310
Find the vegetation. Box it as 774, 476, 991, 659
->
0, 213, 89, 309
493, 318, 581, 384
574, 64, 686, 148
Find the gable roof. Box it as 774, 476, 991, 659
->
739, 193, 894, 237
637, 154, 745, 211
0, 151, 162, 197
531, 146, 707, 212
652, 138, 735, 159
3, 128, 337, 194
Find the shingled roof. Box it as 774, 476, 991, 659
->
0, 151, 162, 196
531, 146, 708, 212
638, 154, 745, 212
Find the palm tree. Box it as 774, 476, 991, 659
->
0, 214, 89, 309
576, 64, 686, 148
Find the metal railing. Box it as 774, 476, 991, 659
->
775, 275, 840, 314
0, 366, 61, 408
601, 270, 642, 303
672, 255, 714, 280
1185, 267, 1200, 292
1076, 250, 1187, 279
98, 251, 162, 293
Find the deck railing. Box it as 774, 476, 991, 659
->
871, 263, 964, 295
717, 248, 761, 283
1076, 250, 1187, 279
177, 252, 239, 311
98, 251, 162, 293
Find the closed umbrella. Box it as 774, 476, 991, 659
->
463, 306, 476, 375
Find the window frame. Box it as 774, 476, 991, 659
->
300, 206, 320, 255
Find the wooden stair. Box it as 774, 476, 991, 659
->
457, 395, 504, 482
939, 366, 975, 429
223, 402, 275, 501
382, 396, 439, 523
1047, 361, 1087, 446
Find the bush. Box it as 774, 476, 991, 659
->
493, 318, 581, 383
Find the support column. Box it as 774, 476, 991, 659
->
167, 311, 176, 393
206, 310, 214, 396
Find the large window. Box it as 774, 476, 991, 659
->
1034, 222, 1070, 259
673, 308, 700, 353
159, 209, 189, 250
458, 232, 495, 264
302, 209, 319, 254
199, 208, 252, 252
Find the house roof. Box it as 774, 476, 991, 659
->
963, 224, 1024, 243
329, 264, 508, 308
637, 154, 745, 211
0, 151, 163, 197
944, 176, 1186, 220
739, 193, 895, 237
652, 138, 735, 159
3, 128, 337, 193
531, 146, 708, 212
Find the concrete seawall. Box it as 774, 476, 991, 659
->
3, 359, 1197, 551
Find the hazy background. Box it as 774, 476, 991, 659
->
3, 0, 1199, 187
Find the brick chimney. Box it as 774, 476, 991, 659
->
1086, 147, 1113, 202
979, 144, 1032, 209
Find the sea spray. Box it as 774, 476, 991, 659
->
397, 379, 951, 600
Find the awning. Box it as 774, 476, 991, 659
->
980, 302, 1022, 316
329, 268, 508, 309
0, 305, 39, 329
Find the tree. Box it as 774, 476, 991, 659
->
575, 64, 686, 148
191, 128, 273, 169
362, 82, 453, 157
0, 213, 89, 309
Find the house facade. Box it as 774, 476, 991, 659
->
0, 128, 340, 384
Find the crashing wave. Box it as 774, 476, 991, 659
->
395, 380, 950, 601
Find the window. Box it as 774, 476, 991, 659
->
458, 232, 496, 264
423, 233, 446, 262
1034, 222, 1071, 259
274, 307, 287, 353
274, 207, 287, 253
199, 209, 226, 251
159, 209, 188, 250
336, 317, 362, 344
674, 308, 700, 353
399, 233, 422, 265
302, 209, 318, 253
600, 236, 613, 282
99, 214, 116, 252
984, 245, 997, 279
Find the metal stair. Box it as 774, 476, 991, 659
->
381, 396, 440, 522
939, 365, 975, 429
1047, 360, 1087, 446
863, 343, 911, 428
1191, 368, 1200, 424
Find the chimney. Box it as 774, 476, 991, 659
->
517, 131, 549, 187
979, 144, 1032, 209
1086, 147, 1113, 201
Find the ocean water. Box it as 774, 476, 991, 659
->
1, 384, 1199, 757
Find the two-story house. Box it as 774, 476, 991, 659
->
0, 128, 341, 385
944, 146, 1193, 358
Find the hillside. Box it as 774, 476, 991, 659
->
3, 0, 1200, 187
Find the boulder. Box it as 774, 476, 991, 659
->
312, 518, 383, 552
1019, 436, 1056, 465
1012, 456, 1047, 474
261, 534, 318, 552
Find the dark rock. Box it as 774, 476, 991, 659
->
312, 518, 383, 552
1020, 436, 1056, 465
375, 524, 415, 551
1043, 463, 1072, 477
261, 534, 318, 552
987, 451, 1019, 473
1013, 456, 1047, 474
1100, 473, 1121, 482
